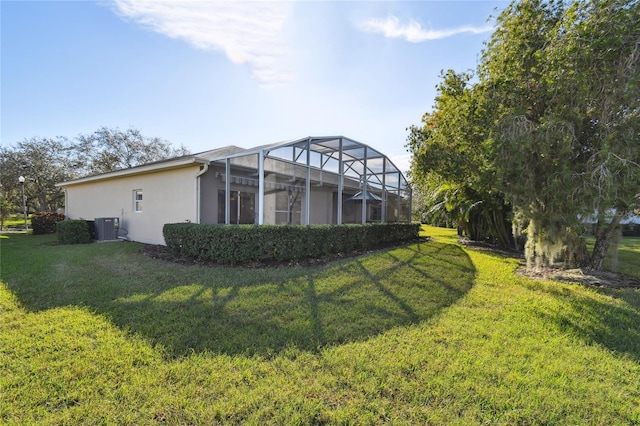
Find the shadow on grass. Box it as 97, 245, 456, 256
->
113, 242, 475, 358
521, 280, 640, 362
2, 234, 475, 358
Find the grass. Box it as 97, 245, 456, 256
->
0, 213, 30, 230
604, 236, 640, 278
1, 233, 474, 358
1, 227, 639, 424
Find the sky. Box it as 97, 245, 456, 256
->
1, 0, 507, 173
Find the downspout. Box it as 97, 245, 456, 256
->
195, 162, 209, 224
63, 188, 69, 218
196, 162, 209, 177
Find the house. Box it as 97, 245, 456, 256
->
56, 136, 412, 245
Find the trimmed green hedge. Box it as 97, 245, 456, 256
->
57, 220, 92, 245
31, 212, 66, 235
163, 223, 421, 264
622, 222, 640, 237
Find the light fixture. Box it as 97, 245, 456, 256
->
18, 176, 27, 230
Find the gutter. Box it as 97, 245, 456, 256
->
56, 156, 210, 187
196, 162, 209, 177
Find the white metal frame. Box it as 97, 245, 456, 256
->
211, 136, 411, 225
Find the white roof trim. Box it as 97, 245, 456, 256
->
56, 156, 209, 187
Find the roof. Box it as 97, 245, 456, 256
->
57, 137, 409, 190
56, 145, 238, 187
210, 136, 408, 187
347, 191, 383, 201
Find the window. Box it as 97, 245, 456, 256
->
217, 190, 256, 224
275, 190, 302, 225
134, 189, 143, 212
368, 204, 382, 222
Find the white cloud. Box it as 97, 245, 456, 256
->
388, 153, 412, 174
360, 15, 493, 43
112, 0, 293, 88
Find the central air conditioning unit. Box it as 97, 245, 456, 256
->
94, 217, 119, 241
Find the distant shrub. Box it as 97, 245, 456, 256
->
163, 223, 421, 265
31, 212, 66, 235
57, 220, 92, 244
622, 223, 640, 237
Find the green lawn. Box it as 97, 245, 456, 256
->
0, 213, 30, 231
600, 236, 640, 278
1, 227, 639, 424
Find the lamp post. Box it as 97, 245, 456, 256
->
18, 176, 27, 230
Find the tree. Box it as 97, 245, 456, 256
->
74, 127, 190, 175
562, 0, 640, 270
482, 0, 640, 270
408, 71, 514, 249
0, 137, 76, 212
0, 197, 17, 230
0, 127, 192, 213
409, 0, 639, 271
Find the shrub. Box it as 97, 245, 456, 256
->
57, 220, 92, 244
163, 222, 421, 264
622, 222, 640, 237
31, 212, 66, 235
85, 220, 97, 240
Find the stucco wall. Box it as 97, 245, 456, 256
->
64, 166, 201, 245
199, 169, 220, 224
201, 165, 360, 225
308, 187, 333, 224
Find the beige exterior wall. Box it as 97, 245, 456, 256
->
64, 166, 201, 245
203, 163, 359, 225
199, 169, 221, 224
308, 187, 334, 224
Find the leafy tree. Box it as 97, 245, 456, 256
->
562, 0, 640, 270
74, 127, 190, 176
0, 197, 17, 230
0, 137, 75, 212
410, 0, 639, 271
0, 127, 191, 213
483, 0, 640, 270
408, 71, 513, 249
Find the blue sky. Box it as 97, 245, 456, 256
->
1, 1, 506, 172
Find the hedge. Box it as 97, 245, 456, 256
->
622, 222, 640, 237
31, 212, 66, 235
163, 222, 421, 264
57, 220, 92, 245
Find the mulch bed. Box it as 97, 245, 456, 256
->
458, 239, 640, 289
516, 267, 640, 289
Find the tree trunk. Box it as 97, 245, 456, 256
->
609, 226, 622, 273
37, 192, 49, 212
588, 212, 623, 271
491, 208, 513, 250
564, 237, 590, 268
